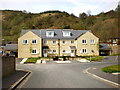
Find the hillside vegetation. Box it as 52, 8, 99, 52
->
1, 5, 119, 41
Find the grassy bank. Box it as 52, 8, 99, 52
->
102, 65, 120, 73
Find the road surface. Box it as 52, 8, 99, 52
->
16, 56, 119, 88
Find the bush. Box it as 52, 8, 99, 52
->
102, 65, 120, 73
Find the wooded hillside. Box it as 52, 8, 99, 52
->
1, 5, 119, 41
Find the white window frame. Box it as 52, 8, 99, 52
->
52, 50, 56, 53
71, 40, 74, 44
44, 40, 48, 44
52, 40, 56, 44
62, 40, 66, 44
31, 49, 37, 54
46, 31, 54, 37
62, 50, 66, 53
82, 48, 87, 53
90, 40, 95, 44
63, 31, 71, 37
32, 39, 37, 44
82, 40, 87, 44
22, 40, 28, 44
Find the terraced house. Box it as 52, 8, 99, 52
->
18, 29, 99, 58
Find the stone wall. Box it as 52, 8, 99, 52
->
2, 56, 16, 77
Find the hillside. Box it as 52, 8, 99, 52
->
1, 8, 119, 41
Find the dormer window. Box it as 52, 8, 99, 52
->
63, 31, 71, 37
46, 31, 54, 37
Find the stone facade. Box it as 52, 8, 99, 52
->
18, 31, 42, 58
18, 29, 99, 58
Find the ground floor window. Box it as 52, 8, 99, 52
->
52, 50, 56, 53
32, 49, 37, 54
62, 50, 66, 53
82, 49, 87, 53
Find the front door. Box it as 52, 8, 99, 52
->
71, 50, 75, 57
43, 50, 48, 57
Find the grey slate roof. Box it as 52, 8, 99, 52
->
99, 44, 111, 50
20, 29, 91, 40
5, 44, 18, 51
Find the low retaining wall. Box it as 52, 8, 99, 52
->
2, 56, 16, 77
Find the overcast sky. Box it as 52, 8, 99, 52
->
0, 0, 119, 16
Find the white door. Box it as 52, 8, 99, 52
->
43, 50, 48, 57
71, 50, 75, 57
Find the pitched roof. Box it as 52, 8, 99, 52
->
99, 44, 111, 50
5, 44, 18, 51
20, 29, 91, 40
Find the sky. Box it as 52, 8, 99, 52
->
0, 0, 119, 17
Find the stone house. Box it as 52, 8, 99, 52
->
18, 29, 99, 58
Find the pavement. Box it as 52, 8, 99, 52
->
2, 56, 120, 89
2, 70, 28, 89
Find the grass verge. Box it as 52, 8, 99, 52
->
86, 56, 104, 61
102, 65, 120, 73
24, 57, 39, 64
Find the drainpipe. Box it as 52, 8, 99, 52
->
58, 39, 60, 56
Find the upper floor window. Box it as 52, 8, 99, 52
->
22, 40, 28, 44
32, 40, 37, 44
63, 31, 71, 37
53, 40, 56, 44
46, 31, 54, 37
44, 40, 47, 44
82, 40, 87, 44
90, 40, 95, 44
71, 40, 74, 44
62, 40, 66, 44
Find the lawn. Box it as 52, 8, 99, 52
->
102, 65, 120, 73
86, 56, 104, 61
24, 57, 39, 64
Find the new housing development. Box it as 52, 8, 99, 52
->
18, 29, 99, 58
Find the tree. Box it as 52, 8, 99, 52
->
79, 12, 88, 21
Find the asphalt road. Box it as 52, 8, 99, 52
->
16, 56, 119, 88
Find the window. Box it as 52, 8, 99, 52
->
90, 40, 95, 44
44, 40, 47, 44
46, 31, 54, 37
52, 50, 56, 53
82, 40, 87, 44
32, 49, 37, 54
62, 50, 66, 53
53, 40, 56, 44
71, 40, 74, 44
22, 40, 28, 44
62, 40, 66, 44
63, 31, 71, 37
32, 40, 37, 44
82, 49, 87, 53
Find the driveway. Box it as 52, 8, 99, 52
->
16, 56, 119, 88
